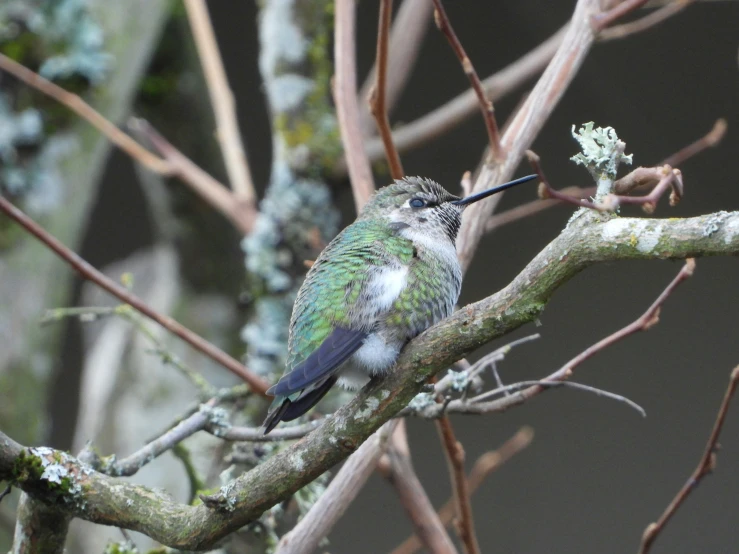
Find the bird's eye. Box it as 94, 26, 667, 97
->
409, 198, 426, 208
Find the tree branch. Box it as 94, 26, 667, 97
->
274, 421, 398, 554
359, 25, 566, 167
0, 195, 269, 394
369, 0, 405, 179
431, 0, 501, 160
391, 427, 534, 554
436, 417, 479, 554
381, 421, 458, 554
2, 210, 739, 550
457, 0, 598, 272
358, 0, 433, 136
334, 0, 375, 212
184, 0, 257, 205
638, 365, 739, 554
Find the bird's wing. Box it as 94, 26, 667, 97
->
267, 327, 368, 396
270, 219, 415, 399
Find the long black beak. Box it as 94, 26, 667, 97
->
451, 174, 537, 207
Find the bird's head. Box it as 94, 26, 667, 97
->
358, 175, 536, 243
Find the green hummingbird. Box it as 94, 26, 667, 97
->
263, 174, 536, 433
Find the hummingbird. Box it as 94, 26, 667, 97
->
263, 174, 537, 433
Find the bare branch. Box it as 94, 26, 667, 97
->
274, 421, 398, 554
598, 0, 695, 39
359, 0, 433, 135
487, 118, 728, 233
2, 211, 738, 551
0, 196, 269, 394
369, 0, 405, 179
436, 417, 480, 554
414, 259, 695, 419
661, 118, 727, 168
184, 0, 257, 204
334, 0, 375, 212
591, 0, 651, 31
0, 53, 170, 174
457, 0, 598, 272
131, 118, 256, 234
638, 365, 739, 554
468, 380, 646, 418
381, 422, 458, 554
391, 427, 534, 554
431, 0, 501, 160
360, 25, 566, 166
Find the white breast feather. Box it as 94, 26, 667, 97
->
368, 265, 408, 311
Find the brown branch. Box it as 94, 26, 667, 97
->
334, 0, 376, 212
530, 151, 683, 214
274, 421, 399, 554
431, 0, 501, 160
413, 258, 695, 419
0, 52, 257, 236
359, 25, 565, 166
380, 422, 458, 554
391, 427, 534, 554
2, 212, 739, 550
638, 365, 739, 554
598, 0, 694, 39
131, 118, 255, 234
591, 0, 651, 31
184, 0, 257, 204
486, 118, 728, 232
436, 417, 480, 554
359, 0, 433, 136
0, 53, 171, 174
369, 0, 405, 179
661, 118, 727, 168
0, 195, 269, 395
457, 0, 598, 272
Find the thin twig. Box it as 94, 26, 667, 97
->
380, 422, 458, 554
358, 26, 565, 168
431, 0, 501, 160
638, 365, 739, 554
456, 0, 598, 272
100, 399, 218, 477
369, 0, 405, 179
598, 0, 694, 40
469, 380, 646, 417
391, 427, 534, 554
661, 118, 727, 168
359, 0, 433, 136
530, 151, 683, 214
216, 420, 321, 442
486, 118, 727, 232
130, 118, 255, 234
436, 417, 480, 554
0, 53, 171, 174
184, 0, 257, 204
591, 0, 651, 31
410, 259, 695, 419
334, 0, 375, 212
42, 304, 216, 397
0, 195, 269, 394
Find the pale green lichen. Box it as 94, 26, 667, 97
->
570, 122, 633, 182
408, 392, 435, 412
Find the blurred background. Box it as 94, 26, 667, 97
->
1, 0, 738, 552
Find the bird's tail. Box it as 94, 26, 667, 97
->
262, 376, 338, 434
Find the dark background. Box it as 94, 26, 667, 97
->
79, 1, 739, 553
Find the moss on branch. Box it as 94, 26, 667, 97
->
1, 210, 739, 550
